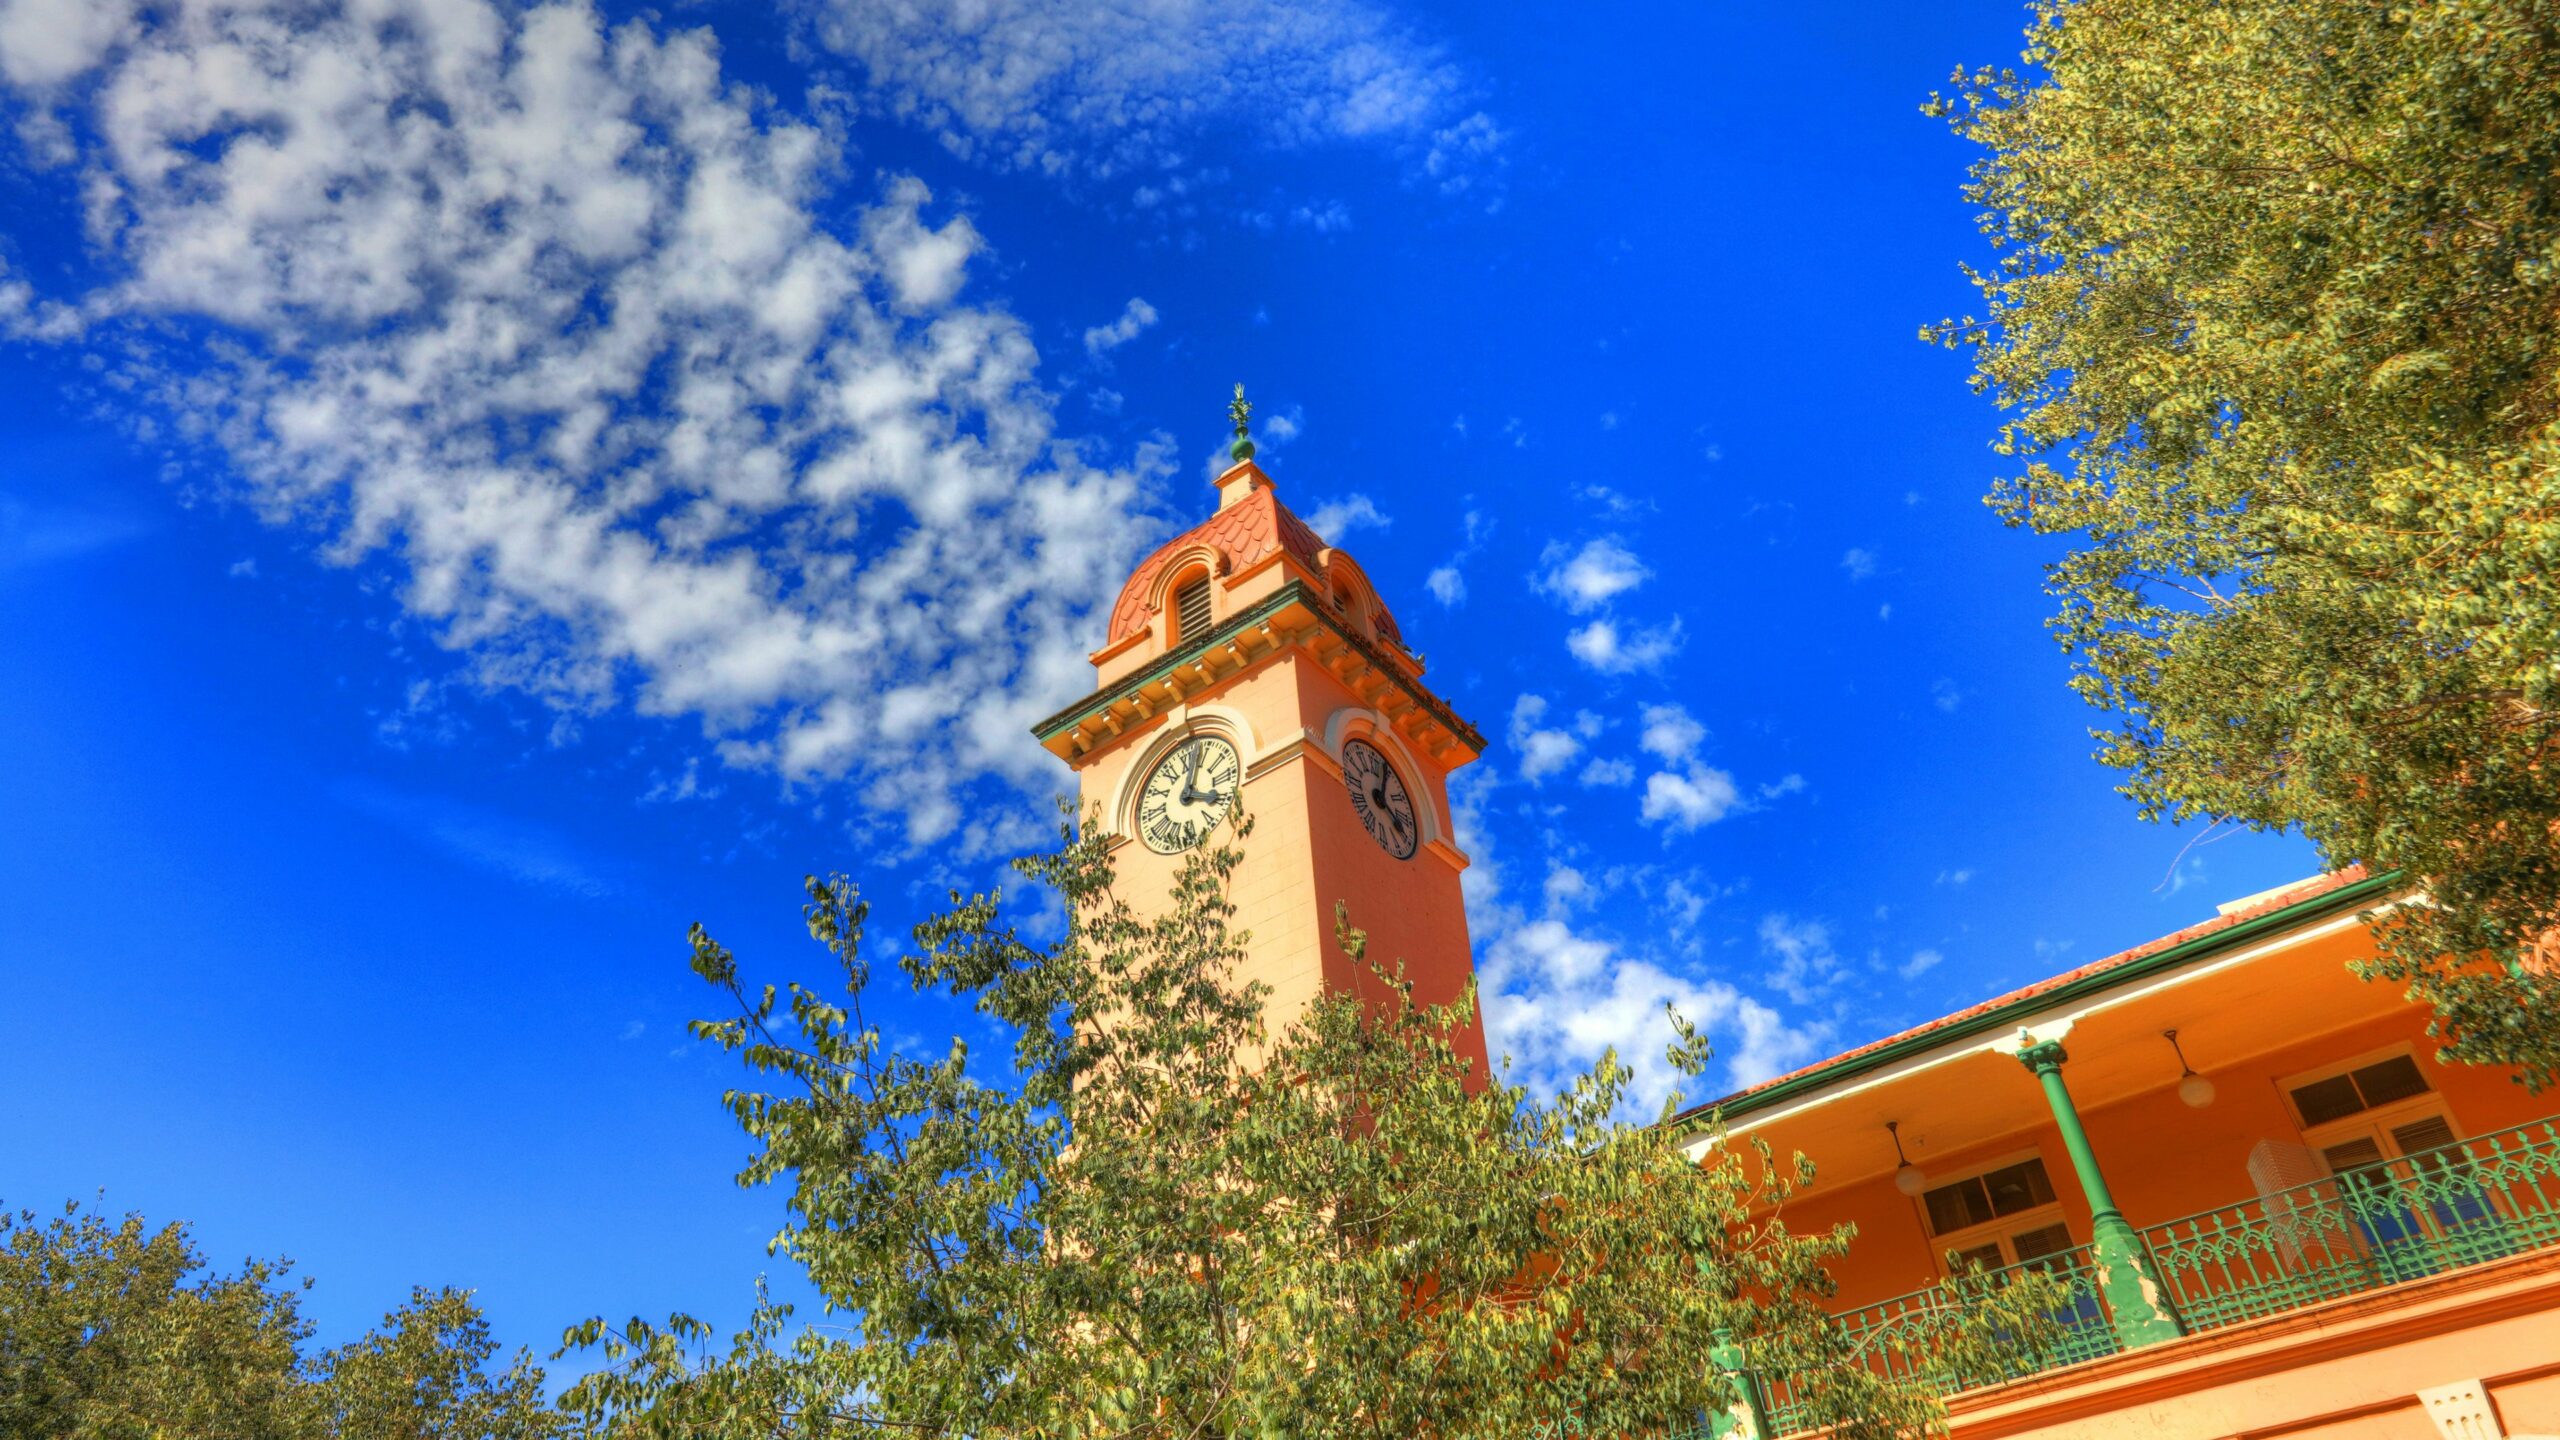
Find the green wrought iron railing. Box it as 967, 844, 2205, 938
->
2136, 1115, 2560, 1334
1748, 1114, 2560, 1435
1757, 1247, 2118, 1435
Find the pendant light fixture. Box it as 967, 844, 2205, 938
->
1887, 1120, 1928, 1197
2164, 1028, 2216, 1109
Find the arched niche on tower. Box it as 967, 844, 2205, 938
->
1313, 548, 1402, 650
1138, 543, 1228, 651
1317, 706, 1450, 856
1097, 703, 1267, 844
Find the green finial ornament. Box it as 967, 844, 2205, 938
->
1227, 383, 1255, 464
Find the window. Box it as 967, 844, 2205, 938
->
1924, 1157, 2057, 1236
2280, 1048, 2461, 1178
2317, 1115, 2459, 1176
1920, 1156, 2072, 1274
2288, 1053, 2430, 1128
1173, 575, 1213, 643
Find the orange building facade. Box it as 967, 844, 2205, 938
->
1681, 871, 2560, 1440
1038, 412, 2560, 1440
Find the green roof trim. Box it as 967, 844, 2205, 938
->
1031, 579, 1486, 751
1675, 869, 2404, 1132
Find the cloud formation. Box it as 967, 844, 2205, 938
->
1535, 537, 1649, 613
1566, 617, 1684, 674
1299, 492, 1390, 541
1758, 913, 1846, 1005
1507, 693, 1602, 784
1449, 753, 1825, 1111
1481, 913, 1823, 1105
0, 0, 1164, 852
1082, 296, 1159, 356
797, 0, 1501, 190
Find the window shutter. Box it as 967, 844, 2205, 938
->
1174, 576, 1212, 643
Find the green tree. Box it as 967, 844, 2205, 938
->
559, 818, 1954, 1438
0, 1202, 560, 1440
1929, 0, 2560, 1081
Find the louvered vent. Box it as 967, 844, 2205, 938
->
1174, 576, 1213, 643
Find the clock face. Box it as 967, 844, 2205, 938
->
1341, 738, 1419, 860
1135, 734, 1242, 854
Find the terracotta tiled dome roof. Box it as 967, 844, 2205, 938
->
1107, 484, 1402, 646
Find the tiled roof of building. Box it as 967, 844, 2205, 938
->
1691, 865, 2376, 1120
1105, 484, 1401, 646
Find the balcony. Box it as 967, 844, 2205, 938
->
1756, 1114, 2560, 1435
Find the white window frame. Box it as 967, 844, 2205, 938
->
1914, 1147, 2075, 1277
2277, 1043, 2462, 1174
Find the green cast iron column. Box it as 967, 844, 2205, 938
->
1702, 1331, 1770, 1440
2014, 1038, 2184, 1347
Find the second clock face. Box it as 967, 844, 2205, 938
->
1135, 734, 1241, 854
1341, 738, 1419, 859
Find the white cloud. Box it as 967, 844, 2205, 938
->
1567, 616, 1683, 674
1447, 762, 1502, 914
1841, 547, 1878, 581
1481, 915, 1825, 1104
1638, 703, 1705, 763
1578, 756, 1634, 787
1758, 773, 1806, 801
0, 0, 1166, 851
798, 0, 1497, 187
1542, 864, 1591, 916
1421, 506, 1486, 609
1757, 913, 1845, 1005
1508, 693, 1583, 784
1288, 200, 1353, 233
1081, 296, 1158, 356
1933, 678, 1964, 713
0, 0, 135, 88
1898, 949, 1944, 981
1641, 764, 1740, 833
642, 757, 723, 804
1660, 878, 1710, 935
1423, 110, 1505, 199
1450, 748, 1824, 1111
1535, 537, 1648, 613
1300, 492, 1389, 541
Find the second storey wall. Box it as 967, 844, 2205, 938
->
1757, 998, 2554, 1313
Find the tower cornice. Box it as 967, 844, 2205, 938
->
1032, 579, 1484, 765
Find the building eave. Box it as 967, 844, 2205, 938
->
1670, 868, 2404, 1135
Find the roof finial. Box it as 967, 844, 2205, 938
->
1227, 382, 1255, 464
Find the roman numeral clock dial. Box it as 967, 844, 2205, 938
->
1135, 735, 1242, 854
1341, 738, 1419, 859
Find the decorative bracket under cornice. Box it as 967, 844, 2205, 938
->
1032, 580, 1485, 765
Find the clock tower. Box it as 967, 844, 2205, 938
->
1032, 390, 1490, 1076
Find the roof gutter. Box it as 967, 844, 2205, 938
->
1673, 869, 2404, 1132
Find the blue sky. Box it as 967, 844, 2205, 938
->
0, 0, 2320, 1370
